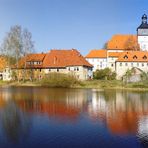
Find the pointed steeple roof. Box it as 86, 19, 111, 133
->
137, 14, 148, 30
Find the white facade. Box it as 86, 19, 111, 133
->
107, 57, 118, 71
116, 61, 148, 79
86, 58, 107, 72
138, 36, 148, 51
2, 67, 12, 81
42, 66, 93, 80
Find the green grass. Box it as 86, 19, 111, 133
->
77, 80, 123, 89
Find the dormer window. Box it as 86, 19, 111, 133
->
124, 55, 128, 59
133, 55, 137, 59
143, 55, 147, 60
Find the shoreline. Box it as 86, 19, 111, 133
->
1, 80, 148, 91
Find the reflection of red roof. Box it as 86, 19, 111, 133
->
107, 111, 138, 135
18, 100, 80, 120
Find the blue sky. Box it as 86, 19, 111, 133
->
0, 0, 147, 55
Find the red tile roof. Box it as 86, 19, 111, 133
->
108, 52, 122, 57
17, 53, 46, 68
85, 49, 107, 58
26, 53, 46, 61
18, 49, 92, 68
0, 56, 7, 70
43, 49, 92, 67
117, 51, 148, 62
107, 34, 137, 50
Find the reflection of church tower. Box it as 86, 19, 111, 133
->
137, 14, 148, 51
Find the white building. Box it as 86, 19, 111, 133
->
86, 50, 108, 71
86, 14, 148, 80
137, 14, 148, 51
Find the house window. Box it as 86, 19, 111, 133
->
111, 64, 114, 67
142, 63, 144, 67
74, 67, 76, 71
49, 69, 51, 72
137, 63, 139, 67
131, 63, 133, 67
68, 67, 70, 71
125, 63, 128, 66
120, 63, 122, 66
57, 69, 59, 72
77, 67, 79, 71
40, 69, 41, 72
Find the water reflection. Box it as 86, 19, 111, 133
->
0, 87, 147, 147
1, 101, 31, 143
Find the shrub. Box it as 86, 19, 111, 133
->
93, 68, 116, 80
40, 72, 80, 88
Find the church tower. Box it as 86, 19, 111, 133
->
137, 14, 148, 51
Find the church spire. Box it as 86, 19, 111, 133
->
142, 14, 147, 24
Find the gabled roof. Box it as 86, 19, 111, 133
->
85, 49, 107, 58
117, 51, 148, 62
17, 49, 92, 68
17, 53, 46, 68
107, 34, 137, 50
43, 49, 92, 68
26, 53, 46, 61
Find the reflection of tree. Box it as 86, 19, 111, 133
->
1, 101, 32, 143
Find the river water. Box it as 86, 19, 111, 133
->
0, 87, 147, 148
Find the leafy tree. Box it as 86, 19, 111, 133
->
124, 36, 140, 51
103, 42, 108, 49
93, 68, 116, 80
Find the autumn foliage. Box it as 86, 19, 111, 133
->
124, 36, 140, 51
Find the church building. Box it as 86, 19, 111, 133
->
86, 14, 148, 80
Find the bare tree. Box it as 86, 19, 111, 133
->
22, 29, 34, 81
1, 25, 34, 82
